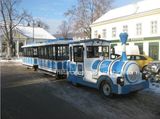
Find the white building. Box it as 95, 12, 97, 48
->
90, 0, 160, 60
15, 26, 56, 45
0, 25, 56, 58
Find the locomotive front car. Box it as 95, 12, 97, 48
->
67, 33, 149, 97
37, 40, 72, 78
22, 44, 38, 70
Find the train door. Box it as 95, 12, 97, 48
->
73, 45, 84, 76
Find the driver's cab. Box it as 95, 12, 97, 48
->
67, 39, 111, 83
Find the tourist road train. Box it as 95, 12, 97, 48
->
22, 33, 149, 97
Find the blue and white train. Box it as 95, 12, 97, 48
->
22, 40, 72, 78
22, 33, 149, 97
67, 33, 149, 97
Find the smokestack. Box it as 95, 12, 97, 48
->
119, 33, 128, 61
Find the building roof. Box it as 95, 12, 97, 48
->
93, 0, 160, 24
16, 26, 56, 40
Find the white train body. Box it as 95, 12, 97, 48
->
67, 34, 149, 96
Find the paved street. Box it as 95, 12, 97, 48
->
1, 61, 92, 119
1, 61, 160, 119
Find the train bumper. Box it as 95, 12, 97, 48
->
118, 81, 149, 94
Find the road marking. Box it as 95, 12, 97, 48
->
3, 78, 66, 89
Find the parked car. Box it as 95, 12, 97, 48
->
146, 61, 160, 82
126, 55, 153, 71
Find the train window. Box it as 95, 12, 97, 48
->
73, 46, 84, 62
26, 48, 28, 56
70, 47, 72, 61
33, 48, 38, 57
27, 48, 29, 56
40, 47, 44, 58
23, 48, 26, 56
87, 46, 99, 58
39, 47, 41, 58
57, 46, 63, 60
48, 46, 53, 59
63, 46, 69, 60
57, 45, 69, 60
28, 48, 32, 57
44, 47, 48, 59
52, 46, 56, 60
102, 46, 109, 58
25, 48, 27, 56
38, 47, 42, 58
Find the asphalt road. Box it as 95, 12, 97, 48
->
1, 61, 160, 119
1, 61, 93, 119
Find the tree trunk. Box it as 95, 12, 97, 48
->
6, 42, 12, 60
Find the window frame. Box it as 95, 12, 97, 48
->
70, 47, 72, 61
102, 29, 106, 38
56, 45, 69, 60
87, 46, 99, 58
73, 45, 84, 62
32, 47, 38, 57
151, 21, 157, 34
123, 25, 128, 33
48, 45, 53, 59
112, 27, 116, 38
102, 46, 109, 58
136, 23, 142, 35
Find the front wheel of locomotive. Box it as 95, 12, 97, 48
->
100, 81, 113, 98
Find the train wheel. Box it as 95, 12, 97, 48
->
56, 73, 60, 80
100, 81, 113, 98
33, 67, 37, 71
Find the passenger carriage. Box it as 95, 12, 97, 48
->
37, 40, 72, 78
22, 44, 39, 70
67, 33, 149, 97
22, 40, 72, 78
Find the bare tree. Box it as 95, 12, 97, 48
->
0, 0, 27, 59
57, 20, 70, 39
65, 0, 113, 39
35, 20, 49, 30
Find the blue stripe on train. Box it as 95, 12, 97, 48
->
57, 62, 62, 69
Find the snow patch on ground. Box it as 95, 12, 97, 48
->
0, 59, 22, 63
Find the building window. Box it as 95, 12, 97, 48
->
151, 21, 157, 34
135, 43, 143, 54
136, 23, 142, 35
102, 29, 106, 38
123, 25, 128, 33
94, 30, 98, 38
112, 27, 116, 38
149, 42, 159, 60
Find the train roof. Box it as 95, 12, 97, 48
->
22, 39, 111, 48
70, 39, 111, 44
22, 39, 73, 48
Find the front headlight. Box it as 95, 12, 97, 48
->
151, 64, 158, 73
117, 77, 124, 86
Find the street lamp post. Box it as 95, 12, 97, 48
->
32, 20, 35, 43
